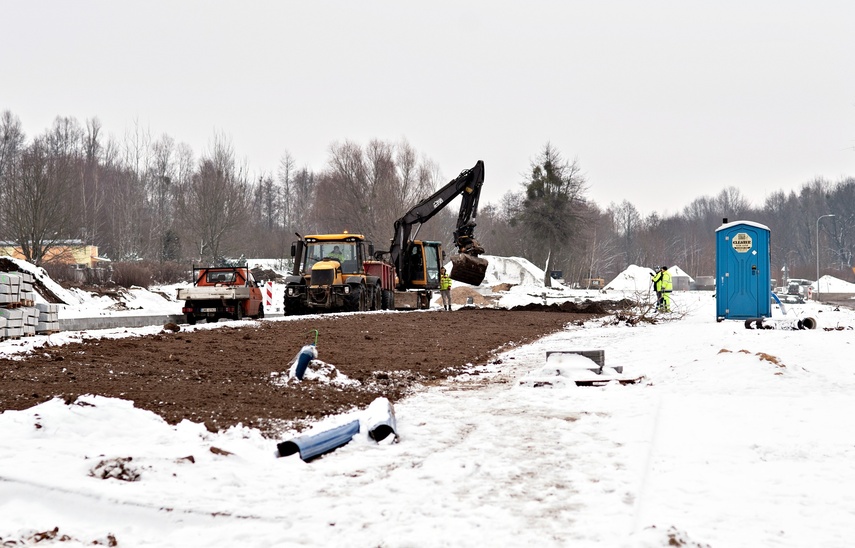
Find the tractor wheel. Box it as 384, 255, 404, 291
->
256, 305, 264, 319
346, 282, 370, 312
346, 283, 361, 312
372, 283, 382, 311
382, 289, 394, 310
284, 298, 305, 316
358, 284, 368, 312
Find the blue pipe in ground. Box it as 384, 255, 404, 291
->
276, 420, 360, 462
289, 344, 317, 380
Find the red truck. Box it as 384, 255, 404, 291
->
177, 265, 264, 324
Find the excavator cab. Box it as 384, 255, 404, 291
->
402, 241, 442, 289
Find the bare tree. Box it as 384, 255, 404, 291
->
79, 118, 105, 247
255, 173, 277, 230
366, 139, 402, 238
609, 200, 643, 265
103, 123, 151, 260
277, 151, 296, 233
177, 133, 250, 262
318, 140, 374, 237
2, 129, 80, 265
826, 177, 855, 270
175, 143, 195, 187
147, 134, 178, 259
290, 166, 316, 234
715, 186, 749, 219
576, 204, 622, 286
476, 190, 532, 259
166, 142, 196, 261
0, 110, 25, 187
316, 139, 436, 245
0, 111, 26, 238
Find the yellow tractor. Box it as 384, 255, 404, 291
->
283, 232, 395, 315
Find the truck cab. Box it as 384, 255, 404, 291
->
177, 266, 264, 324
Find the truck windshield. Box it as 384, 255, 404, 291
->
307, 243, 358, 271
206, 271, 236, 283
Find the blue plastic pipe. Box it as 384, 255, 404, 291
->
770, 291, 788, 316
290, 344, 317, 380
365, 397, 398, 443
276, 420, 360, 462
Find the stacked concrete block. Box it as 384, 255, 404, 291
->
19, 271, 35, 305
0, 274, 11, 304
0, 308, 24, 339
36, 303, 59, 334
2, 268, 53, 338
0, 272, 22, 305
23, 306, 38, 336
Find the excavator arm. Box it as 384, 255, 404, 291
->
386, 160, 488, 286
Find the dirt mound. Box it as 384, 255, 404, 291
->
509, 299, 635, 314
491, 283, 515, 292
450, 286, 497, 306
251, 267, 283, 281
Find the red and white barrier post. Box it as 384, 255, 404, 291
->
265, 281, 275, 311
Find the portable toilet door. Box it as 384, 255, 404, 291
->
715, 220, 771, 321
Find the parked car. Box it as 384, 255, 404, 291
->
786, 278, 813, 297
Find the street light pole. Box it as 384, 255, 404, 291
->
816, 214, 836, 301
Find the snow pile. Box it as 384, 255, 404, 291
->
439, 255, 563, 309
604, 264, 657, 291
669, 265, 695, 282
248, 258, 291, 276
473, 255, 547, 288
605, 264, 694, 292
814, 275, 855, 294
1, 256, 79, 305
271, 360, 360, 388
1, 257, 182, 318
517, 353, 598, 388
58, 285, 182, 319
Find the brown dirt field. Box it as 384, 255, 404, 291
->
0, 302, 628, 438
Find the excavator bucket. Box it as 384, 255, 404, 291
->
450, 254, 488, 286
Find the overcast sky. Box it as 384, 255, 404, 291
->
4, 1, 854, 216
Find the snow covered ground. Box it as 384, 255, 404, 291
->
2, 258, 855, 546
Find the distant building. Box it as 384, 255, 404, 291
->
0, 240, 110, 269
579, 277, 606, 289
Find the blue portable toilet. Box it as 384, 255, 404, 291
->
715, 220, 771, 321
